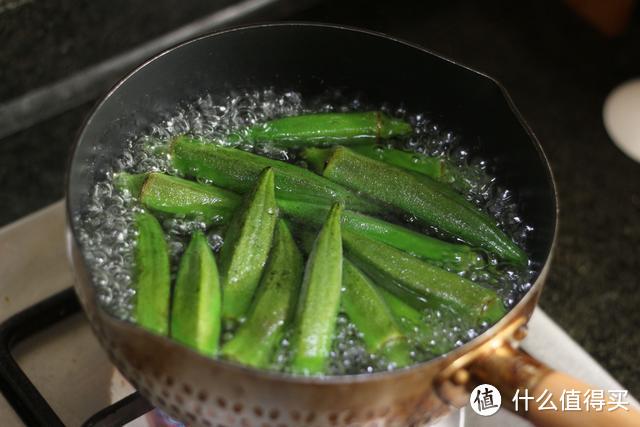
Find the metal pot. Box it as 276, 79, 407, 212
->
66, 23, 638, 427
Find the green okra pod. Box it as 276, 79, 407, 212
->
291, 203, 343, 375
117, 172, 482, 269
315, 146, 526, 265
342, 230, 506, 324
221, 220, 303, 368
376, 287, 452, 356
170, 136, 380, 214
302, 146, 494, 223
349, 144, 472, 194
279, 199, 483, 271
228, 111, 412, 147
351, 145, 443, 180
117, 172, 241, 225
342, 260, 412, 367
170, 230, 221, 355
376, 286, 425, 332
133, 212, 171, 335
219, 168, 278, 323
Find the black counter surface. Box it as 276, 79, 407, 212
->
1, 0, 639, 396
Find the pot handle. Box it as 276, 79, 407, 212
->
435, 317, 640, 426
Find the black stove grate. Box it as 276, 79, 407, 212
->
0, 287, 153, 426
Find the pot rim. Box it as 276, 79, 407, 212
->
65, 21, 560, 386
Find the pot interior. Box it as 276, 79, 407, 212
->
68, 22, 557, 359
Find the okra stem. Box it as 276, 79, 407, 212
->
114, 172, 147, 197
170, 136, 380, 214
221, 220, 303, 368
301, 147, 332, 174
170, 230, 221, 355
291, 203, 343, 375
342, 260, 412, 367
342, 230, 506, 324
133, 212, 171, 335
279, 199, 483, 271
228, 111, 412, 147
318, 147, 527, 265
219, 168, 278, 323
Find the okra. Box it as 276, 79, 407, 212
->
170, 136, 380, 214
222, 220, 303, 368
118, 172, 482, 269
170, 230, 221, 355
376, 287, 452, 355
117, 172, 241, 225
376, 286, 425, 332
119, 172, 481, 270
228, 111, 412, 147
303, 146, 489, 220
291, 203, 343, 375
114, 172, 147, 197
342, 260, 412, 367
349, 144, 471, 194
342, 230, 506, 324
219, 168, 278, 323
279, 199, 483, 271
316, 147, 526, 265
133, 212, 171, 335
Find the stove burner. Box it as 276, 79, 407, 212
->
0, 288, 153, 426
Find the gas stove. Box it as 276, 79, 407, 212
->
0, 202, 636, 426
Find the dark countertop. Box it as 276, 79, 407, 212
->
1, 0, 639, 396
0, 0, 237, 101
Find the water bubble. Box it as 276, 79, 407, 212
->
76, 88, 534, 375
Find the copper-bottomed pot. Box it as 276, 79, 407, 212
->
66, 23, 639, 426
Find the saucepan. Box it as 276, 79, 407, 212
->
66, 23, 639, 426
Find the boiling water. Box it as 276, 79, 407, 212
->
75, 89, 534, 374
